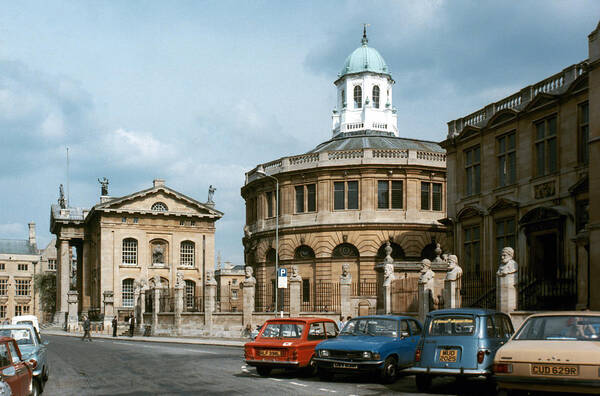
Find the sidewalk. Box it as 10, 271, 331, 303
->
42, 329, 246, 347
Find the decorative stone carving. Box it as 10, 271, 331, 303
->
243, 266, 256, 286
175, 271, 184, 288
134, 277, 148, 292
418, 259, 435, 284
445, 255, 463, 281
152, 244, 165, 265
433, 243, 444, 264
58, 184, 66, 209
205, 270, 217, 286
289, 265, 302, 281
383, 263, 395, 287
384, 241, 393, 264
340, 263, 352, 283
534, 181, 556, 199
207, 185, 216, 203
152, 275, 162, 289
98, 177, 109, 196
497, 247, 518, 276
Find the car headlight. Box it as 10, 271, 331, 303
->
362, 351, 372, 359
320, 350, 330, 357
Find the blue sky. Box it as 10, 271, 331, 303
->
0, 1, 598, 266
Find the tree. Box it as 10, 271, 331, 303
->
34, 273, 56, 314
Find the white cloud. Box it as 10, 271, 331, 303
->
99, 127, 177, 167
0, 223, 24, 237
40, 112, 65, 138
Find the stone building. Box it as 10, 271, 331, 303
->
241, 30, 448, 316
0, 223, 41, 320
214, 263, 244, 312
49, 179, 222, 324
442, 22, 600, 311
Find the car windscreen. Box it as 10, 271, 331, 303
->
0, 329, 34, 345
427, 316, 475, 336
260, 323, 304, 339
340, 318, 398, 337
514, 315, 600, 341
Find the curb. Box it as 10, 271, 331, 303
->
43, 331, 246, 348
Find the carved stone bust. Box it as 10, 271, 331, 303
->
383, 263, 395, 287
289, 265, 302, 282
243, 266, 256, 286
497, 247, 518, 276
205, 270, 217, 285
340, 263, 352, 283
445, 255, 463, 281
152, 244, 165, 265
419, 259, 435, 285
175, 271, 184, 288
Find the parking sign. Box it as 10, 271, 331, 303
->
278, 268, 287, 288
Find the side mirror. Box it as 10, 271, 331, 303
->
2, 366, 15, 377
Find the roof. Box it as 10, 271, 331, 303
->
0, 239, 38, 255
339, 33, 390, 79
264, 317, 336, 323
427, 308, 500, 316
307, 131, 445, 154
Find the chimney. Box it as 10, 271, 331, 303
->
28, 222, 36, 246
153, 179, 165, 188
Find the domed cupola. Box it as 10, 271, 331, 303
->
331, 27, 398, 138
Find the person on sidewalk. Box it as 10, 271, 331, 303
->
112, 316, 118, 337
128, 313, 135, 337
82, 315, 92, 342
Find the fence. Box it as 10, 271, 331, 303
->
254, 283, 289, 312
183, 296, 204, 312
301, 281, 340, 312
391, 276, 418, 314
351, 281, 378, 297
517, 265, 576, 310
145, 290, 153, 313
159, 289, 174, 313
460, 270, 496, 309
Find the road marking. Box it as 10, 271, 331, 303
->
182, 348, 218, 354
289, 382, 307, 387
269, 378, 283, 382
318, 389, 336, 393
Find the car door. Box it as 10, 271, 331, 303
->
0, 342, 19, 395
305, 322, 326, 364
396, 320, 416, 366
404, 320, 421, 366
8, 340, 30, 396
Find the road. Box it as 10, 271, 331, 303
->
43, 335, 496, 395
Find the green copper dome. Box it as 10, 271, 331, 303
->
339, 32, 390, 78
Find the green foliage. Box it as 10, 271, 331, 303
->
34, 273, 56, 313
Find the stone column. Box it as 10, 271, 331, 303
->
418, 280, 435, 322
497, 272, 518, 313
151, 287, 160, 336
56, 239, 70, 325
174, 284, 184, 335
139, 288, 146, 327
444, 279, 460, 309
241, 281, 255, 328
103, 290, 114, 333
289, 277, 301, 317
340, 275, 352, 320
383, 282, 393, 315
205, 278, 217, 334
67, 290, 79, 332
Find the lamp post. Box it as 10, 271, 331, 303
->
255, 165, 279, 316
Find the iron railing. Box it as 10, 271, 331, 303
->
460, 270, 496, 309
517, 266, 576, 310
351, 281, 378, 297
391, 276, 418, 314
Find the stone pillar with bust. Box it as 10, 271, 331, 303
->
496, 247, 518, 313
382, 242, 395, 315
340, 263, 352, 319
174, 272, 184, 335
288, 265, 302, 318
103, 290, 114, 334
242, 266, 256, 328
205, 271, 217, 334
67, 290, 79, 332
152, 285, 161, 336
418, 259, 435, 322
443, 255, 462, 309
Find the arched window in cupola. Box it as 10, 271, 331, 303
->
354, 85, 362, 109
372, 85, 380, 108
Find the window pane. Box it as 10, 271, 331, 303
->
508, 133, 515, 150
378, 181, 389, 209
474, 164, 481, 194
266, 191, 273, 218
295, 185, 304, 213
536, 122, 545, 140
547, 117, 556, 136
391, 181, 403, 209
354, 86, 362, 109
466, 167, 472, 195
473, 226, 480, 240
508, 152, 516, 184
334, 182, 345, 210
548, 137, 557, 173
496, 221, 504, 237
498, 156, 506, 187
307, 184, 316, 212
473, 241, 480, 272
432, 183, 442, 211
373, 86, 380, 109
347, 181, 359, 209
466, 150, 472, 166
536, 143, 545, 176
499, 136, 506, 153
421, 182, 430, 210
474, 146, 480, 162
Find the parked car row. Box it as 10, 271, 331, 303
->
244, 309, 600, 395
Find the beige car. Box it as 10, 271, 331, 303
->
493, 311, 600, 395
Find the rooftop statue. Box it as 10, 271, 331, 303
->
98, 177, 109, 196
208, 185, 216, 204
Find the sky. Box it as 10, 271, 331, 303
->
0, 1, 598, 267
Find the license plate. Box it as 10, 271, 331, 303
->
258, 350, 281, 357
531, 364, 578, 376
333, 363, 358, 369
439, 349, 458, 362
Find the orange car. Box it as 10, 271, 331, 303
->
244, 317, 338, 376
0, 336, 34, 396
494, 311, 600, 395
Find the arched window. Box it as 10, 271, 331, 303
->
421, 242, 437, 261
151, 202, 168, 212
180, 241, 195, 267
332, 243, 359, 258
341, 89, 346, 107
122, 238, 138, 265
266, 248, 277, 264
372, 86, 380, 108
185, 280, 196, 310
122, 279, 134, 307
377, 242, 405, 260
294, 245, 315, 260
353, 86, 362, 109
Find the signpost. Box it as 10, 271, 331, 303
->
277, 268, 287, 317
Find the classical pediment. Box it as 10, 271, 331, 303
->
523, 93, 557, 112
457, 205, 485, 221
92, 186, 222, 219
568, 175, 588, 195
488, 197, 519, 214
487, 109, 517, 128
457, 125, 481, 142
566, 74, 588, 94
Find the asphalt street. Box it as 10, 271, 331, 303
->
43, 335, 497, 396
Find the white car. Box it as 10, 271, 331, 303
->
11, 316, 39, 334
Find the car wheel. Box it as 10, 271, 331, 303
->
317, 367, 334, 381
42, 366, 49, 382
30, 378, 41, 396
256, 366, 272, 377
380, 356, 398, 384
415, 374, 432, 392
301, 356, 317, 377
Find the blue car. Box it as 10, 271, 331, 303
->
407, 308, 514, 392
314, 315, 422, 383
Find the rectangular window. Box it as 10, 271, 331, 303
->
133, 218, 139, 224
0, 264, 4, 271
497, 132, 516, 186
302, 279, 310, 303
464, 225, 481, 273
465, 146, 481, 195
307, 184, 316, 212
0, 306, 5, 319
495, 218, 516, 260
377, 180, 403, 209
17, 264, 28, 271
432, 183, 442, 211
47, 259, 56, 271
378, 181, 389, 209
347, 181, 358, 209
15, 279, 30, 297
579, 102, 589, 165
121, 217, 126, 223
535, 116, 557, 176
0, 280, 7, 296
295, 185, 304, 213
334, 181, 358, 210
266, 191, 273, 218
421, 182, 430, 210
122, 280, 134, 307
391, 181, 403, 209
232, 289, 238, 300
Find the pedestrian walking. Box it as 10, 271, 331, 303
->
338, 315, 346, 331
128, 313, 135, 337
112, 316, 118, 337
82, 315, 92, 342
